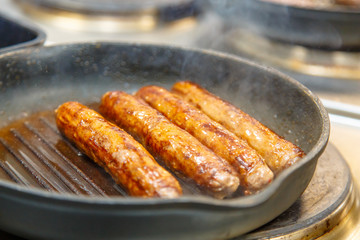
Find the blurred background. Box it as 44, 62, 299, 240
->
0, 0, 359, 239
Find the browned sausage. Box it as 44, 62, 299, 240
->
100, 91, 240, 199
172, 81, 305, 174
136, 86, 273, 194
55, 101, 182, 198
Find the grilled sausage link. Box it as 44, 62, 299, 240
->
55, 101, 182, 198
136, 86, 273, 194
100, 91, 240, 199
172, 81, 305, 174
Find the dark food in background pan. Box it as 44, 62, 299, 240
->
55, 101, 182, 198
100, 91, 240, 199
135, 86, 274, 195
262, 0, 360, 8
262, 0, 331, 8
172, 81, 305, 175
335, 0, 360, 6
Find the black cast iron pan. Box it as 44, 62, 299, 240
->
210, 0, 360, 50
0, 42, 329, 239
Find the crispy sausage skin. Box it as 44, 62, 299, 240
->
100, 91, 240, 199
55, 101, 182, 198
172, 81, 305, 174
136, 86, 274, 193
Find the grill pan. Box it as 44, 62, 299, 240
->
0, 42, 329, 239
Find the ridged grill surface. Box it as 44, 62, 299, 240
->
0, 111, 128, 197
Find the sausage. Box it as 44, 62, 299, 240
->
136, 86, 273, 194
55, 101, 182, 198
100, 91, 240, 199
172, 81, 305, 174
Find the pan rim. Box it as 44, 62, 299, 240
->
0, 14, 46, 54
0, 42, 330, 210
252, 0, 360, 15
